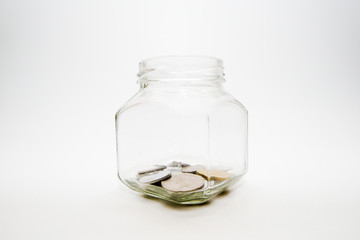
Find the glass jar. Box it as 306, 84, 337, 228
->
115, 56, 248, 204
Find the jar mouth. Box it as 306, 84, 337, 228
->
137, 55, 225, 84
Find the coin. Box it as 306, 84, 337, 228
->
196, 169, 211, 180
209, 170, 232, 180
168, 161, 190, 167
196, 169, 232, 181
182, 165, 205, 173
180, 162, 190, 167
138, 165, 167, 175
210, 165, 232, 171
138, 170, 171, 184
161, 173, 205, 192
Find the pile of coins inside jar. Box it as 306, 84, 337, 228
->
136, 161, 233, 192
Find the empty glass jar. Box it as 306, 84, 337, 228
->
115, 56, 248, 204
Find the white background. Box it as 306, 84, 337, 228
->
1, 0, 360, 239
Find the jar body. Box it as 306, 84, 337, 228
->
115, 57, 247, 204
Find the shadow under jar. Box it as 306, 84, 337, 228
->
115, 56, 248, 204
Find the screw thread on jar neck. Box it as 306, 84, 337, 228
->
137, 56, 225, 88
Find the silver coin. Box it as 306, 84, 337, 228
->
161, 173, 205, 192
167, 161, 181, 167
182, 165, 204, 173
167, 161, 190, 167
137, 165, 167, 175
138, 170, 171, 184
181, 162, 190, 167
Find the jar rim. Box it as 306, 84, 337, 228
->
138, 55, 225, 84
139, 55, 223, 67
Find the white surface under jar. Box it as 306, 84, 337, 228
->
115, 56, 248, 204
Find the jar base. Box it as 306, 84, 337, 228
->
124, 174, 243, 205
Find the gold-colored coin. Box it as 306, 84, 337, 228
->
196, 169, 232, 181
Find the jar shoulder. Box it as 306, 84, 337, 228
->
115, 88, 247, 118
115, 89, 144, 117
220, 91, 248, 113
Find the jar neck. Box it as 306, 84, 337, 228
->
137, 56, 225, 91
141, 80, 224, 93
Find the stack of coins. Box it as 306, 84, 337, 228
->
136, 161, 232, 192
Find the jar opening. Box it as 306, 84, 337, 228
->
137, 56, 225, 85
